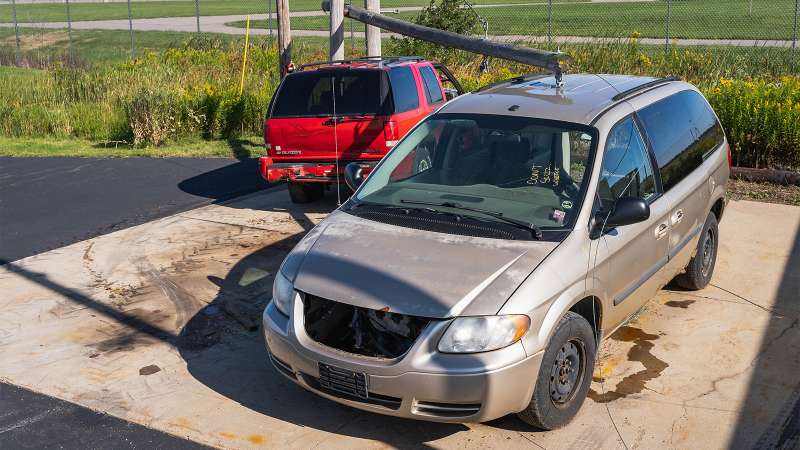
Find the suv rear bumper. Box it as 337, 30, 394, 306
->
259, 157, 376, 184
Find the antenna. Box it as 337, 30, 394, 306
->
331, 76, 342, 205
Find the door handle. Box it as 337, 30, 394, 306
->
655, 223, 669, 240
671, 209, 684, 225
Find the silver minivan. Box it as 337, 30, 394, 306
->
263, 73, 730, 429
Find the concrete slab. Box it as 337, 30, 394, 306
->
0, 192, 798, 449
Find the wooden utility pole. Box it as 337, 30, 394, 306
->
330, 0, 345, 60
277, 0, 292, 77
365, 0, 381, 57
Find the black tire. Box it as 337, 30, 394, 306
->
674, 211, 719, 290
287, 182, 323, 204
517, 311, 596, 430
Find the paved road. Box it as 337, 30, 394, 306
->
0, 157, 268, 262
0, 156, 273, 449
0, 4, 795, 48
0, 383, 209, 450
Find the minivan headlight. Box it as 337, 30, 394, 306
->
271, 271, 294, 316
438, 315, 530, 353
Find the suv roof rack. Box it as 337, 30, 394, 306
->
296, 56, 425, 72
611, 76, 681, 101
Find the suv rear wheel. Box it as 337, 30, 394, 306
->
288, 182, 323, 203
674, 211, 719, 290
518, 311, 596, 430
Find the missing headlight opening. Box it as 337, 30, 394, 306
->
303, 293, 432, 359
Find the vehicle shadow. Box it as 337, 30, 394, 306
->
175, 198, 482, 447
177, 154, 272, 205
729, 222, 800, 448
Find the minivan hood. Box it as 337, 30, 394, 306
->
293, 210, 559, 318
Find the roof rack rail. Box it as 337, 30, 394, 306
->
323, 1, 571, 86
296, 56, 425, 71
611, 76, 681, 101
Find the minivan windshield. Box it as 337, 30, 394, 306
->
354, 114, 597, 232
271, 69, 392, 117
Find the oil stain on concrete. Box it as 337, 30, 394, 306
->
588, 326, 669, 403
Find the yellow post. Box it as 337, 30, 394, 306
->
239, 15, 251, 96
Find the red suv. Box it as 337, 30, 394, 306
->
259, 57, 463, 203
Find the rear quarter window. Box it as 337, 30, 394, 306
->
637, 90, 724, 191
388, 66, 420, 113
419, 66, 444, 104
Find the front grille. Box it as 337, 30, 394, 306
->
303, 293, 432, 359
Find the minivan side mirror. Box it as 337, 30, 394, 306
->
590, 197, 650, 239
344, 162, 364, 191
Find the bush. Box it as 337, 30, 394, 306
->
389, 0, 482, 63
122, 89, 180, 147
707, 76, 800, 170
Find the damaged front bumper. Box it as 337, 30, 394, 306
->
262, 298, 544, 423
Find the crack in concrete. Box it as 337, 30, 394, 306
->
685, 318, 799, 405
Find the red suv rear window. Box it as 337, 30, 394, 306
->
271, 69, 392, 118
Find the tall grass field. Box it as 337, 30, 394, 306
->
0, 35, 798, 169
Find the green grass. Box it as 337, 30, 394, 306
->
0, 27, 332, 65
0, 0, 581, 23
233, 0, 799, 40
0, 136, 264, 157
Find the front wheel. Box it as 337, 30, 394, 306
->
517, 311, 596, 430
674, 211, 719, 290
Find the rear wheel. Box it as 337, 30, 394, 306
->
288, 182, 323, 203
674, 211, 719, 290
518, 311, 596, 430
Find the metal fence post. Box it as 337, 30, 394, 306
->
195, 0, 201, 33
665, 0, 671, 55
267, 0, 273, 42
794, 0, 798, 70
11, 0, 20, 65
127, 0, 135, 59
547, 0, 552, 46
65, 0, 74, 65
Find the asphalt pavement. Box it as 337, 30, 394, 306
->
0, 157, 268, 262
0, 156, 270, 449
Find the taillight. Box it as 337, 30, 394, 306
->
263, 119, 271, 154
726, 142, 732, 168
384, 120, 399, 148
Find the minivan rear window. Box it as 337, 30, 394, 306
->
271, 70, 392, 117
637, 90, 724, 191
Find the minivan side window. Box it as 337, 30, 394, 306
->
419, 66, 444, 104
388, 67, 420, 113
637, 90, 724, 191
597, 117, 656, 210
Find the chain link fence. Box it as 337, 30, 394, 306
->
0, 0, 798, 71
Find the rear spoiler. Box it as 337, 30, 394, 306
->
322, 2, 570, 86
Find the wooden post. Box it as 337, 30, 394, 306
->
365, 0, 381, 57
330, 0, 345, 60
277, 0, 291, 77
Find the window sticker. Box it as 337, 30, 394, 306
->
527, 165, 561, 187
551, 209, 566, 224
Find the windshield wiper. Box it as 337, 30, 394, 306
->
399, 199, 543, 240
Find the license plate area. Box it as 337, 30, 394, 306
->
318, 362, 368, 399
